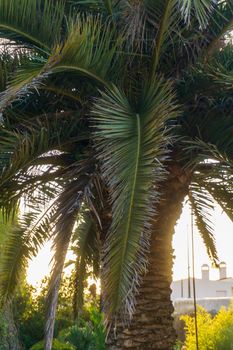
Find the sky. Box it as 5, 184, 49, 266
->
27, 243, 74, 286
173, 200, 233, 281
27, 199, 233, 287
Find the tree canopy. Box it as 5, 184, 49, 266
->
1, 1, 233, 345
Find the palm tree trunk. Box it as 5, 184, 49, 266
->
2, 303, 21, 350
106, 163, 191, 350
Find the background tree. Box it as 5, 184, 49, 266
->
1, 1, 233, 349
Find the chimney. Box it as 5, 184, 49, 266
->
219, 262, 227, 279
201, 264, 209, 280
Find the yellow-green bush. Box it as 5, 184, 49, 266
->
30, 339, 75, 350
181, 304, 233, 350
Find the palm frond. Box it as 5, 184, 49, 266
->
205, 1, 233, 57
179, 0, 215, 29
0, 113, 83, 194
72, 209, 100, 320
68, 0, 104, 13
0, 56, 48, 111
182, 138, 233, 171
92, 79, 178, 322
148, 0, 178, 74
0, 210, 52, 303
204, 181, 233, 223
193, 162, 233, 223
45, 209, 78, 350
189, 183, 218, 263
0, 17, 120, 109
206, 45, 233, 86
0, 0, 65, 50
45, 162, 96, 350
51, 17, 119, 87
103, 0, 113, 16
0, 49, 24, 92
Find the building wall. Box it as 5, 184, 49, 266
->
171, 278, 233, 300
174, 297, 233, 315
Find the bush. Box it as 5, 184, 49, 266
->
173, 340, 183, 350
14, 278, 74, 349
181, 303, 233, 350
59, 325, 93, 350
30, 339, 76, 350
58, 306, 105, 350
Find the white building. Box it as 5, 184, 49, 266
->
171, 262, 233, 300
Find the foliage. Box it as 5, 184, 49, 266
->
2, 0, 233, 345
12, 275, 101, 350
182, 304, 233, 350
58, 306, 105, 350
30, 339, 75, 350
173, 341, 183, 350
14, 277, 74, 349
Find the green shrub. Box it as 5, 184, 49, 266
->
30, 339, 76, 350
173, 340, 183, 350
14, 278, 74, 349
212, 305, 233, 350
59, 325, 93, 350
181, 303, 233, 350
58, 306, 105, 350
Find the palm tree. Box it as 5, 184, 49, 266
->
1, 1, 233, 349
0, 212, 21, 350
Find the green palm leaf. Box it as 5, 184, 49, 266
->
179, 0, 215, 29
51, 17, 119, 86
0, 210, 53, 303
189, 183, 218, 263
103, 0, 113, 16
72, 208, 100, 319
0, 0, 64, 50
0, 113, 87, 218
205, 1, 233, 57
92, 80, 178, 321
45, 209, 79, 350
193, 162, 233, 223
45, 163, 95, 350
148, 0, 178, 74
204, 181, 233, 223
0, 17, 119, 109
0, 57, 48, 110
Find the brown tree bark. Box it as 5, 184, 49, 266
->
2, 303, 21, 350
106, 163, 191, 350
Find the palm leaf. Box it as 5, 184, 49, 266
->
179, 0, 215, 29
189, 183, 218, 263
193, 162, 233, 223
205, 1, 233, 57
92, 79, 178, 322
45, 209, 78, 350
0, 113, 83, 186
0, 210, 53, 303
0, 17, 119, 109
204, 181, 233, 223
0, 50, 23, 92
183, 137, 233, 171
0, 57, 48, 111
51, 17, 119, 87
72, 208, 100, 319
0, 0, 65, 50
45, 164, 95, 350
206, 45, 233, 85
148, 0, 178, 74
103, 0, 113, 16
